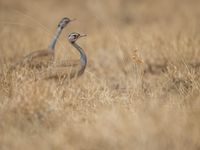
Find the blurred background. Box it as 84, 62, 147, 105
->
1, 0, 200, 62
1, 0, 200, 75
0, 0, 200, 150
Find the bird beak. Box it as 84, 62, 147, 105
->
80, 34, 87, 38
70, 18, 77, 22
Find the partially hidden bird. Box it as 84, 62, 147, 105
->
9, 17, 75, 70
35, 32, 87, 81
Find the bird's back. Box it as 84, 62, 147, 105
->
36, 66, 79, 80
53, 59, 80, 67
10, 48, 55, 70
36, 60, 84, 80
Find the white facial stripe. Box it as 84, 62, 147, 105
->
68, 33, 80, 42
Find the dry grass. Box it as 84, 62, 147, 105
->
0, 0, 200, 149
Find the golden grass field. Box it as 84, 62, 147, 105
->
0, 0, 200, 149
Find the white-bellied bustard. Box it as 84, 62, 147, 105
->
36, 32, 87, 81
9, 17, 75, 70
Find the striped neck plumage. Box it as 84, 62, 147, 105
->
48, 27, 62, 50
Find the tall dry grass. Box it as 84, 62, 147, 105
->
0, 0, 200, 149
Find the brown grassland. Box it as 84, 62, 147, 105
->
0, 0, 200, 149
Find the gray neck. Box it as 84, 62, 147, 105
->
71, 42, 87, 68
48, 27, 62, 50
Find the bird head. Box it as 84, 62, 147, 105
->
68, 32, 87, 43
58, 17, 76, 29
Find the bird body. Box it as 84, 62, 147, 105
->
14, 49, 54, 69
36, 32, 87, 81
38, 65, 81, 80
9, 17, 74, 71
53, 59, 80, 67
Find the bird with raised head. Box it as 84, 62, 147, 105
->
36, 32, 87, 81
9, 17, 76, 70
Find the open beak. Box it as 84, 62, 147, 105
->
80, 34, 87, 38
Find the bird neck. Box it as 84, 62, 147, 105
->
71, 42, 87, 68
48, 27, 62, 50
